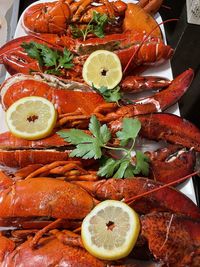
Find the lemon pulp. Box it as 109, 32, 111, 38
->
6, 96, 57, 140
82, 50, 122, 89
81, 200, 140, 260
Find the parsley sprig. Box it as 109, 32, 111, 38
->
70, 11, 109, 41
21, 42, 74, 75
58, 116, 149, 179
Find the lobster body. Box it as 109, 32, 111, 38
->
0, 73, 105, 114
0, 174, 95, 220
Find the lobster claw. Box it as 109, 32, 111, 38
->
149, 145, 196, 184
1, 50, 40, 76
141, 212, 200, 266
121, 75, 171, 93
0, 36, 41, 75
103, 69, 194, 122
139, 113, 200, 152
121, 68, 194, 116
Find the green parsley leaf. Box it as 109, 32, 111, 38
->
89, 115, 101, 140
58, 129, 93, 144
134, 150, 149, 176
113, 160, 130, 178
124, 164, 137, 178
70, 143, 100, 159
89, 115, 111, 144
21, 41, 74, 75
70, 12, 109, 41
116, 118, 141, 146
98, 158, 121, 178
93, 85, 123, 104
70, 24, 83, 39
21, 42, 43, 67
100, 124, 111, 144
92, 12, 108, 38
57, 116, 111, 160
41, 47, 59, 67
58, 48, 74, 69
58, 116, 149, 179
45, 69, 62, 75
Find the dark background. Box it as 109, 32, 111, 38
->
19, 0, 200, 204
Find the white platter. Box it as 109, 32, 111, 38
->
0, 0, 197, 203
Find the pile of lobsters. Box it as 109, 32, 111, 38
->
0, 0, 200, 266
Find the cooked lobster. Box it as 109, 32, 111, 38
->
0, 211, 199, 266
0, 69, 193, 128
22, 0, 164, 34
0, 168, 199, 225
0, 31, 173, 79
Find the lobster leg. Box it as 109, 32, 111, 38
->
18, 160, 98, 181
70, 0, 116, 22
137, 0, 164, 14
0, 217, 82, 230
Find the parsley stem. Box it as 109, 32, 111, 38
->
129, 140, 135, 154
103, 145, 128, 153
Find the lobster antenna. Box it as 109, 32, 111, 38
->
125, 170, 200, 205
161, 5, 172, 10
123, 18, 179, 75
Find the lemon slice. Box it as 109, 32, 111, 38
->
81, 200, 140, 260
6, 96, 57, 140
82, 50, 122, 89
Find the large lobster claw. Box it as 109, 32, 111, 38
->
139, 113, 200, 152
110, 112, 200, 152
149, 145, 196, 184
0, 36, 63, 75
141, 212, 200, 266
